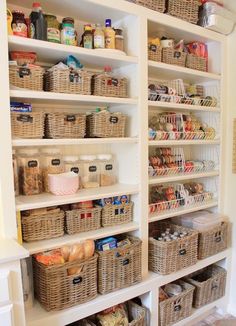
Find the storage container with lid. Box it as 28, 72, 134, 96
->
17, 148, 43, 196
192, 213, 227, 231
64, 155, 82, 189
97, 154, 117, 186
12, 149, 19, 196
80, 155, 100, 188
40, 148, 64, 192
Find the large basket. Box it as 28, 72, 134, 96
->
9, 65, 44, 91
92, 74, 128, 98
65, 207, 101, 235
166, 0, 200, 24
148, 44, 162, 62
86, 111, 126, 138
186, 54, 207, 72
198, 221, 228, 259
162, 48, 187, 67
44, 67, 92, 95
101, 202, 133, 227
45, 112, 86, 139
97, 236, 142, 294
21, 209, 65, 242
11, 112, 45, 139
33, 254, 98, 311
159, 280, 194, 326
185, 265, 227, 309
149, 222, 198, 275
127, 0, 166, 12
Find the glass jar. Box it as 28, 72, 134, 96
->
80, 155, 100, 189
44, 14, 60, 43
61, 17, 77, 46
114, 29, 124, 52
17, 149, 43, 196
64, 156, 82, 189
12, 10, 28, 38
12, 149, 19, 196
40, 148, 64, 192
97, 154, 117, 186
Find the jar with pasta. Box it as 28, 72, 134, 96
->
17, 149, 43, 196
97, 154, 117, 186
12, 149, 19, 196
41, 148, 64, 192
80, 155, 100, 189
64, 155, 82, 189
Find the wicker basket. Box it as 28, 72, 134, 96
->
92, 73, 128, 98
127, 0, 166, 12
65, 207, 101, 235
185, 265, 227, 308
128, 301, 146, 326
148, 44, 162, 62
86, 111, 127, 138
33, 254, 98, 311
97, 236, 142, 294
44, 67, 92, 95
22, 209, 65, 242
166, 0, 200, 24
9, 65, 44, 91
186, 54, 207, 72
45, 112, 86, 139
149, 222, 198, 275
162, 48, 187, 67
159, 280, 194, 326
198, 221, 228, 260
11, 112, 45, 139
101, 202, 133, 227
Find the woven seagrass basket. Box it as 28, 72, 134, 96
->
148, 44, 162, 62
92, 73, 128, 98
9, 65, 44, 91
101, 202, 133, 227
162, 48, 187, 67
11, 112, 45, 139
186, 54, 207, 72
166, 0, 200, 24
128, 0, 166, 12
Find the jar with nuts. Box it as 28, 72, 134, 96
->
80, 155, 100, 189
97, 154, 117, 187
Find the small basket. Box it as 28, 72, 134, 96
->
11, 112, 45, 139
162, 48, 187, 67
92, 73, 128, 98
148, 44, 162, 62
166, 0, 200, 24
149, 222, 198, 275
127, 0, 166, 12
65, 207, 101, 235
45, 112, 86, 139
97, 236, 142, 294
21, 209, 65, 242
159, 280, 194, 326
33, 254, 98, 311
101, 202, 133, 227
198, 221, 228, 259
128, 301, 146, 326
86, 111, 127, 138
9, 65, 44, 91
186, 54, 207, 72
185, 265, 227, 309
44, 67, 92, 95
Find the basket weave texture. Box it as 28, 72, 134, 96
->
33, 254, 98, 311
128, 301, 146, 326
159, 280, 194, 326
128, 0, 166, 12
166, 0, 200, 24
149, 222, 198, 275
198, 221, 228, 259
162, 48, 187, 67
97, 236, 142, 294
65, 207, 101, 235
185, 265, 227, 308
9, 65, 44, 91
101, 202, 133, 227
11, 112, 45, 139
148, 45, 162, 62
45, 112, 86, 139
92, 74, 128, 98
186, 54, 207, 72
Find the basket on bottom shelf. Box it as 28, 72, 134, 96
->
101, 202, 133, 227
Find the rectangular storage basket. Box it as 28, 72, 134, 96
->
101, 202, 133, 227
9, 65, 44, 91
127, 0, 166, 13
65, 207, 101, 235
33, 254, 98, 311
92, 74, 128, 98
148, 44, 162, 62
159, 280, 194, 326
128, 301, 146, 326
11, 112, 45, 139
86, 111, 127, 138
97, 236, 142, 294
45, 112, 86, 139
149, 222, 198, 275
22, 209, 65, 242
44, 67, 92, 95
166, 0, 200, 24
185, 265, 227, 308
198, 221, 228, 259
186, 54, 207, 72
162, 48, 187, 67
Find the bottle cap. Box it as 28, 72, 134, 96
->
17, 148, 39, 156
84, 24, 92, 31
104, 65, 112, 73
105, 19, 112, 27
33, 2, 41, 8
40, 148, 61, 155
64, 156, 79, 162
80, 155, 96, 161
97, 154, 112, 161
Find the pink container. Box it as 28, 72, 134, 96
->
48, 172, 79, 196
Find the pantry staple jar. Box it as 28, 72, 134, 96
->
97, 154, 117, 187
64, 156, 82, 189
80, 155, 100, 189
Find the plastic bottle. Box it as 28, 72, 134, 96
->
81, 24, 93, 49
104, 19, 115, 49
29, 2, 47, 41
94, 24, 105, 49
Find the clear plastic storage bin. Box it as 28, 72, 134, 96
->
64, 156, 82, 189
97, 154, 117, 187
80, 155, 100, 189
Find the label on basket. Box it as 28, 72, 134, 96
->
149, 44, 157, 52
111, 78, 119, 87
18, 67, 31, 78
174, 51, 181, 59
66, 115, 76, 122
174, 305, 181, 312
71, 167, 79, 174
105, 164, 113, 171
28, 160, 38, 168
69, 72, 81, 83
122, 258, 130, 266
17, 114, 33, 123
89, 166, 97, 172
73, 276, 83, 285
51, 159, 61, 166
215, 236, 222, 243
110, 116, 118, 124
179, 249, 186, 256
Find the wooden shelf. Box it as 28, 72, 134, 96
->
148, 101, 221, 113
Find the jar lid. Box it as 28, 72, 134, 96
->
64, 155, 79, 162
17, 148, 39, 155
40, 148, 61, 154
97, 154, 112, 160
80, 155, 96, 161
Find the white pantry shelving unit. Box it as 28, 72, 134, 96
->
0, 0, 232, 325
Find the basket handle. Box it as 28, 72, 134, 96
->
173, 298, 182, 312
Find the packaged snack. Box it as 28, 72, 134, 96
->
96, 237, 117, 251
10, 102, 32, 112
34, 249, 64, 266
97, 304, 129, 326
97, 197, 113, 207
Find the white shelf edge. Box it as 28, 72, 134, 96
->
149, 200, 218, 223
23, 222, 139, 254
0, 238, 28, 264
148, 101, 221, 113
149, 140, 220, 146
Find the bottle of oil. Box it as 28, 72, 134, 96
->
104, 19, 115, 49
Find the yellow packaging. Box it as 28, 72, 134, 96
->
16, 211, 22, 245
7, 9, 13, 35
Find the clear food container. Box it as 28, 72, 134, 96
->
17, 148, 43, 196
80, 155, 100, 189
64, 155, 82, 189
97, 154, 117, 186
12, 149, 19, 196
41, 148, 64, 192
